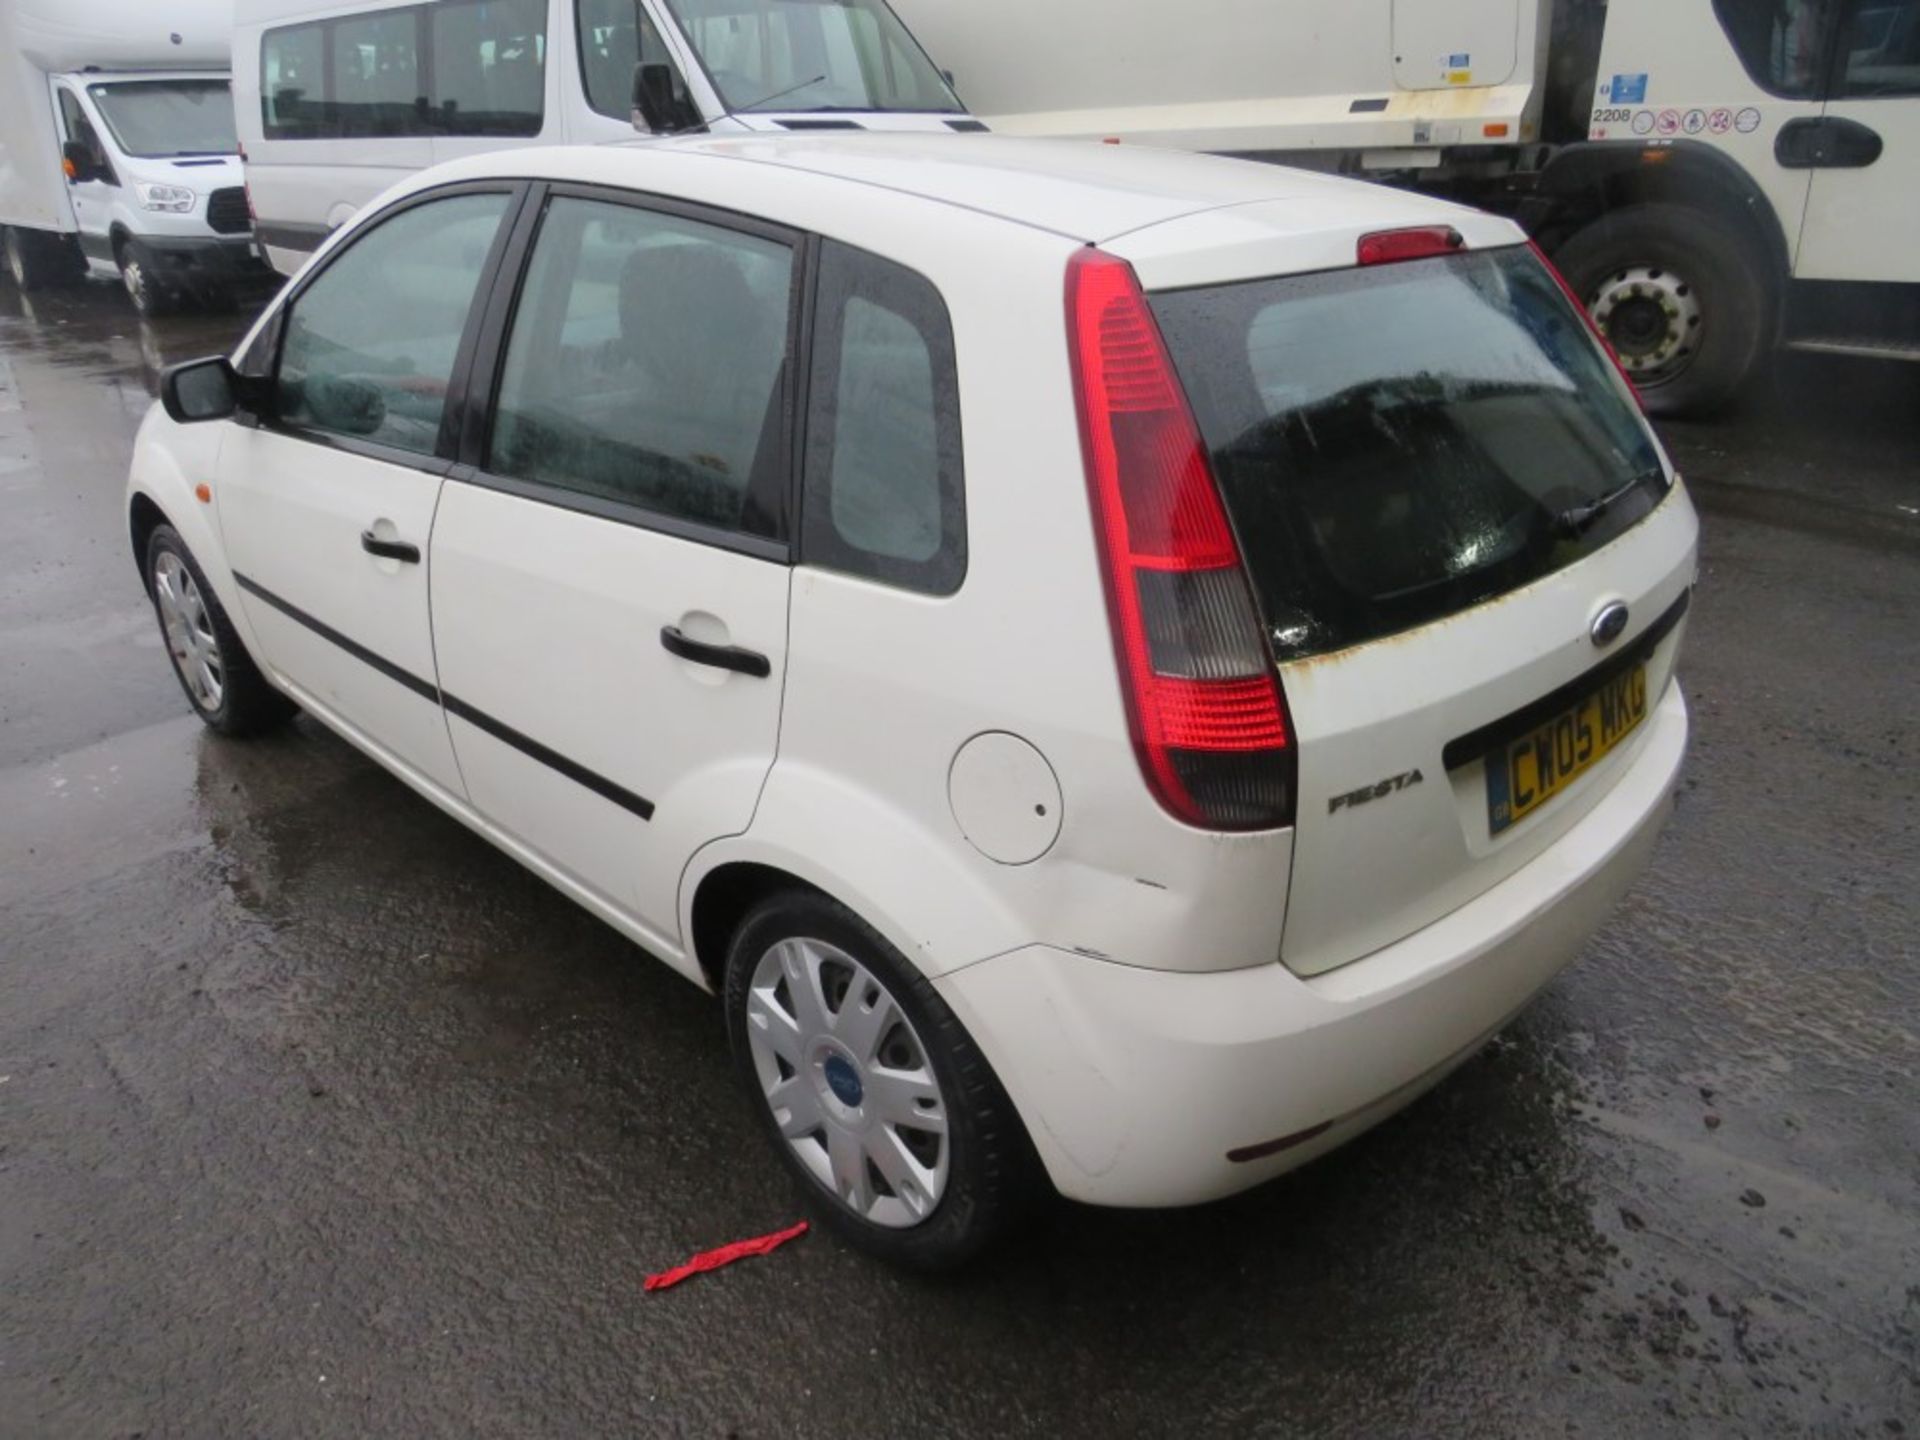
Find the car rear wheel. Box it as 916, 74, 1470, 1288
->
723, 890, 1036, 1267
1552, 202, 1772, 418
145, 524, 295, 736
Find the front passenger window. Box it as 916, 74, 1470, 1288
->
275, 192, 511, 456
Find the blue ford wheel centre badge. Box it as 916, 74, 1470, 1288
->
823, 1054, 864, 1107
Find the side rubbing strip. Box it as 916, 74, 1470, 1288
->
442, 695, 656, 821
234, 571, 440, 702
230, 571, 655, 821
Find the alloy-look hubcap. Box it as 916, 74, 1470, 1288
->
745, 937, 950, 1228
1587, 265, 1704, 387
153, 552, 224, 711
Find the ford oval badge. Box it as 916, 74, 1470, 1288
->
1591, 602, 1631, 647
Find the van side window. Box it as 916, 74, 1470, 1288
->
330, 10, 423, 138
801, 241, 965, 595
488, 197, 795, 539
577, 0, 678, 120
56, 90, 106, 170
433, 0, 548, 134
261, 0, 548, 140
275, 192, 511, 457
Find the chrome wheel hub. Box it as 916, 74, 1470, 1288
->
1587, 265, 1704, 387
745, 937, 950, 1228
153, 552, 223, 712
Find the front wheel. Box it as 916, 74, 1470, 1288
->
724, 891, 1037, 1268
1551, 202, 1773, 418
145, 524, 295, 736
119, 241, 180, 317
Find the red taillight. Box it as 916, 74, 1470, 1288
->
1528, 240, 1644, 411
1356, 225, 1464, 266
1066, 248, 1294, 831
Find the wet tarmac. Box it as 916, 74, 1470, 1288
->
1, 273, 1916, 1438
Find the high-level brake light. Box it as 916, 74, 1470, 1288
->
1356, 225, 1465, 266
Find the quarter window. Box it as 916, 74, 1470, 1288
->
488, 196, 795, 538
275, 192, 512, 456
801, 241, 965, 595
1836, 0, 1920, 95
1713, 0, 1840, 97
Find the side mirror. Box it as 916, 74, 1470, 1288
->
632, 60, 701, 134
160, 356, 242, 424
61, 140, 97, 183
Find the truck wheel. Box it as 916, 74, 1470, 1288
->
1551, 203, 1772, 418
118, 241, 179, 317
3, 227, 82, 291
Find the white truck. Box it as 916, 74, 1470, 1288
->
0, 0, 275, 315
893, 0, 1920, 415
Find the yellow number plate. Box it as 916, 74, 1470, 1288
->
1487, 664, 1649, 834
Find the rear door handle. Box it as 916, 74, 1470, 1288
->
360, 530, 420, 564
660, 625, 771, 678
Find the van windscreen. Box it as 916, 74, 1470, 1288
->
1149, 246, 1670, 662
658, 0, 962, 113
88, 80, 237, 159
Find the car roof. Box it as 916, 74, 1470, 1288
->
415, 133, 1482, 248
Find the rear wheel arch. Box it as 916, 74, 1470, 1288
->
688, 860, 833, 994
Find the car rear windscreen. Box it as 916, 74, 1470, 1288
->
1150, 246, 1669, 662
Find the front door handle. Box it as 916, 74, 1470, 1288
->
660, 625, 770, 678
360, 530, 420, 564
1776, 116, 1884, 169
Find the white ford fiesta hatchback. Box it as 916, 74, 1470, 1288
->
127, 135, 1695, 1266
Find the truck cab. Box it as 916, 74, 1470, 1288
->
0, 0, 272, 315
49, 72, 271, 314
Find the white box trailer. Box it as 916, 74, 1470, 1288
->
896, 0, 1920, 415
0, 0, 276, 313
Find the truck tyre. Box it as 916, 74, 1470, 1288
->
3, 226, 83, 291
1551, 203, 1772, 418
118, 240, 180, 317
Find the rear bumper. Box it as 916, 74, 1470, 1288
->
937, 682, 1689, 1208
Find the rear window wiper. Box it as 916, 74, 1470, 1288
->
1554, 468, 1665, 537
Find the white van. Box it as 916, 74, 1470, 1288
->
0, 0, 275, 315
234, 0, 978, 274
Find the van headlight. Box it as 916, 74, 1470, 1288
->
136, 183, 196, 213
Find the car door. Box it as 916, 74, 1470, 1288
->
216, 185, 522, 798
1793, 0, 1920, 281
53, 84, 115, 261
429, 186, 796, 952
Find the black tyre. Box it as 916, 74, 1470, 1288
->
3, 226, 83, 290
723, 890, 1037, 1268
1551, 202, 1773, 418
144, 524, 296, 737
118, 240, 180, 317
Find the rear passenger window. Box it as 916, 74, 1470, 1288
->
275, 192, 511, 456
487, 196, 795, 539
802, 240, 964, 595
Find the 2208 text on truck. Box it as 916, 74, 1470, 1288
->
127, 136, 1696, 1266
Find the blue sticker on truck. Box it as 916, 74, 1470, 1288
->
1608, 73, 1650, 104
1448, 53, 1471, 68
